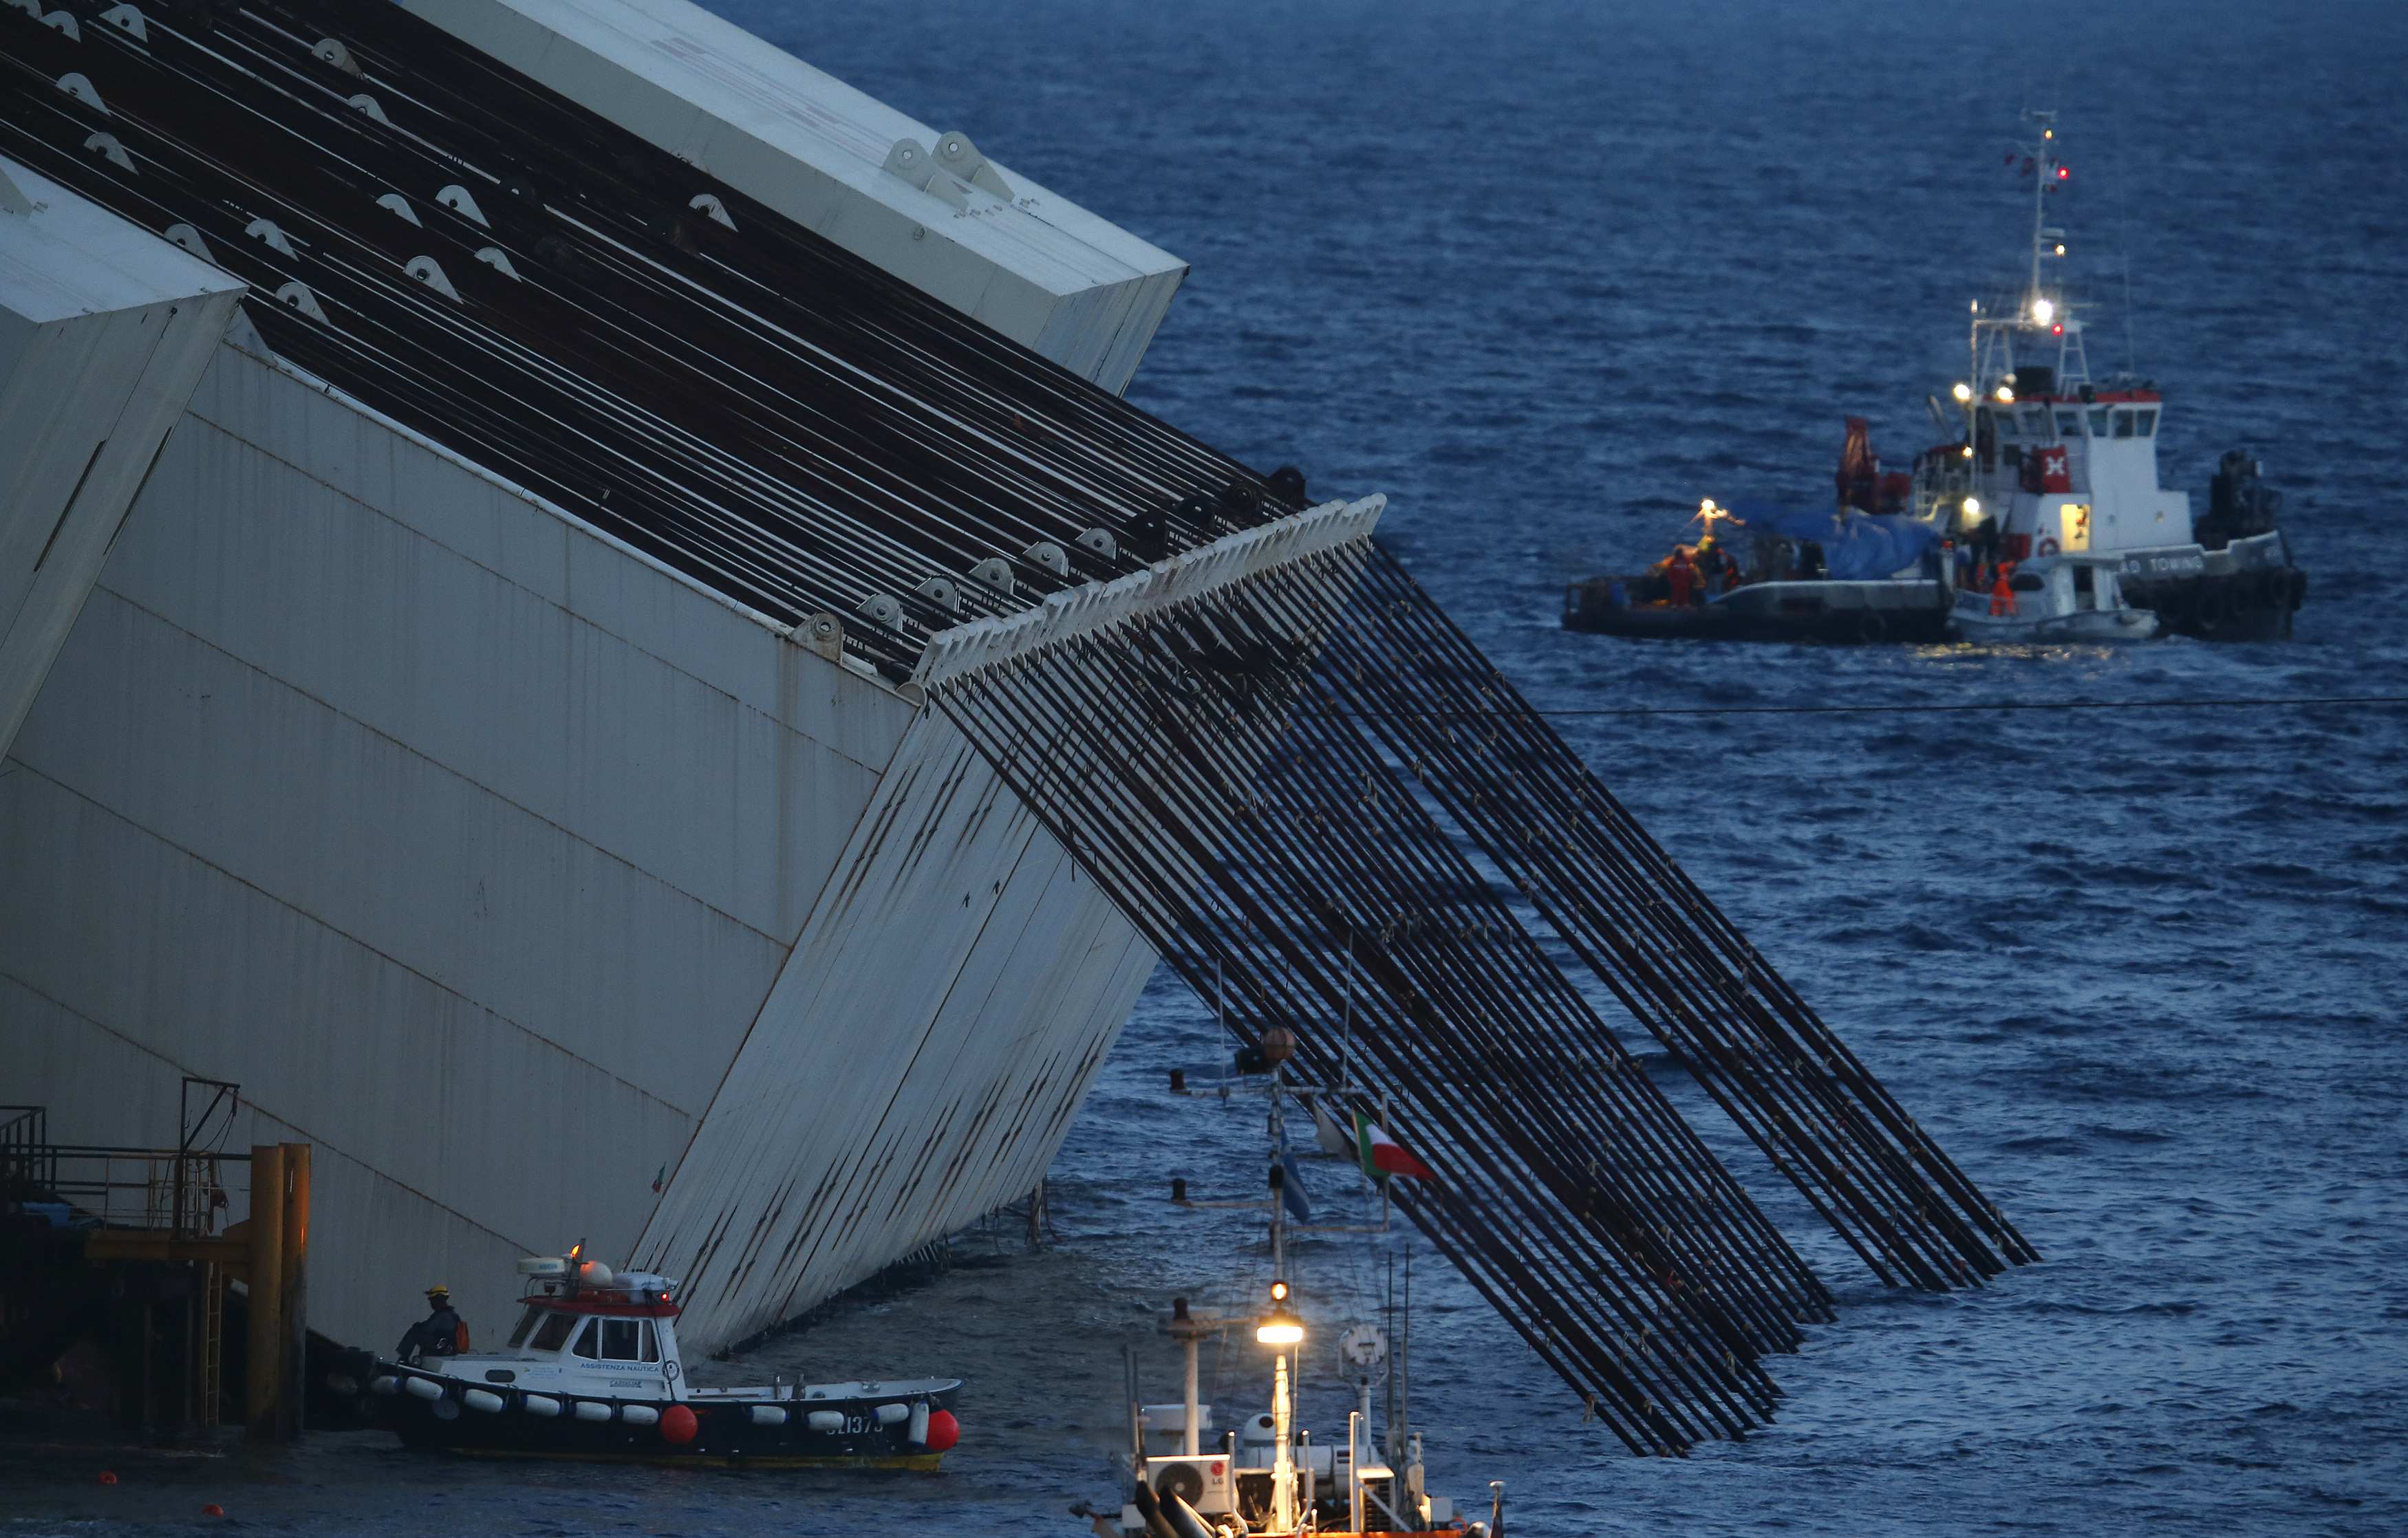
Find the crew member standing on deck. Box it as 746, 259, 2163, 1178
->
1989, 564, 2017, 617
397, 1285, 467, 1362
1666, 548, 1694, 607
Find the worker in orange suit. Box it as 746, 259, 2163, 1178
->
1666, 548, 1694, 608
1988, 563, 2017, 617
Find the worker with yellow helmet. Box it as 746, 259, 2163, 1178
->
395, 1284, 468, 1361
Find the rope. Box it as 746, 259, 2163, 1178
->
1340, 694, 2408, 721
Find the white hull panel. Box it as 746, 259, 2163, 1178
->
0, 158, 244, 759
397, 0, 1185, 393
0, 335, 1152, 1352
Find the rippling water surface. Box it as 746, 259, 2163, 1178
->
11, 1, 2406, 1533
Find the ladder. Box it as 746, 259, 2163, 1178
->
197, 1262, 223, 1427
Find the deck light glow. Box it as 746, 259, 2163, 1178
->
2056, 166, 2070, 181
1257, 1280, 1304, 1345
2031, 299, 2055, 325
2054, 243, 2066, 256
1961, 445, 1975, 459
1961, 497, 1982, 521
1952, 382, 1973, 403
1994, 384, 2015, 403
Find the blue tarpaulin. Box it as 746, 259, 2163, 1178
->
1730, 503, 1939, 581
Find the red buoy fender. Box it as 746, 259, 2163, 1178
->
2036, 537, 2060, 556
660, 1404, 698, 1445
923, 1408, 960, 1453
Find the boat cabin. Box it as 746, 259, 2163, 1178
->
1957, 369, 2191, 559
413, 1255, 692, 1399
1913, 110, 2192, 570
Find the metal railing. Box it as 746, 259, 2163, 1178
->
0, 1105, 51, 1195
4, 1138, 251, 1239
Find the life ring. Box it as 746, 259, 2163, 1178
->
2036, 537, 2061, 556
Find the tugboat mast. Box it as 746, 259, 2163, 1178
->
1966, 110, 2084, 433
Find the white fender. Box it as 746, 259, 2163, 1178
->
906, 1400, 930, 1447
571, 1400, 612, 1423
462, 1389, 505, 1414
621, 1405, 660, 1427
522, 1395, 561, 1418
748, 1405, 787, 1427
402, 1376, 444, 1402
874, 1402, 910, 1426
806, 1410, 843, 1433
368, 1376, 400, 1396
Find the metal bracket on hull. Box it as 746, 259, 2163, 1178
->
881, 140, 969, 213
911, 496, 1386, 691
934, 133, 1013, 202
798, 613, 845, 664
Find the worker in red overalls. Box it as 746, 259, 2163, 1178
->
1666, 548, 1695, 608
1988, 563, 2017, 617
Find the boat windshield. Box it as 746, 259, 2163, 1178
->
506, 1306, 542, 1349
531, 1311, 580, 1352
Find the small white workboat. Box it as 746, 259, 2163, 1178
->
1950, 553, 2158, 645
336, 1247, 962, 1468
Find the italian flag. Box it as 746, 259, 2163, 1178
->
1354, 1111, 1434, 1183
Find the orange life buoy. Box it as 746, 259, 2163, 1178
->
2036, 537, 2061, 556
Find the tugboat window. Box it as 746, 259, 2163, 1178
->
2113, 409, 2136, 439
2088, 407, 2110, 437
601, 1319, 645, 1361
2021, 406, 2051, 437
2057, 410, 2081, 437
639, 1321, 660, 1363
570, 1320, 601, 1360
507, 1308, 541, 1350
2137, 409, 2158, 436
531, 1312, 578, 1352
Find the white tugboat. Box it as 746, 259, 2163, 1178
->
1565, 110, 2304, 645
336, 1247, 962, 1467
1922, 109, 2302, 642
1086, 1048, 1503, 1537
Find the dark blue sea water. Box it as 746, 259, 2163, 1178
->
12, 1, 2405, 1533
